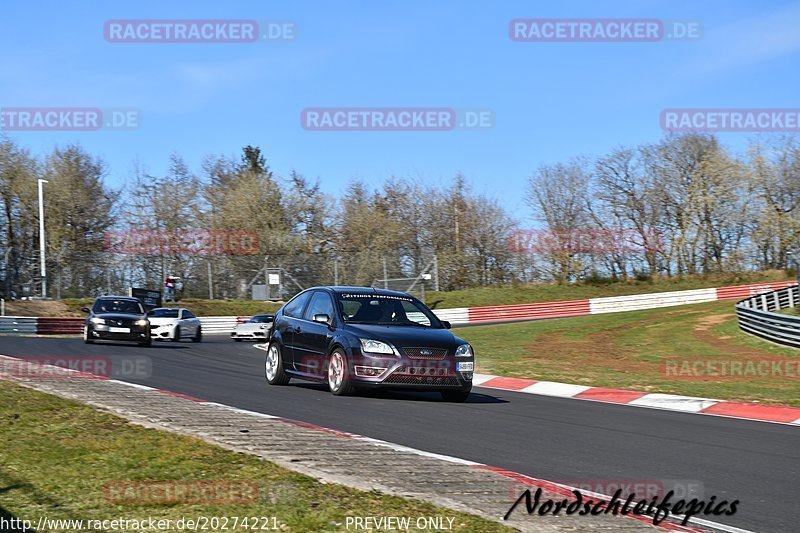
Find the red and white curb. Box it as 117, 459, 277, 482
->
0, 354, 755, 533
1, 353, 751, 532
473, 374, 800, 427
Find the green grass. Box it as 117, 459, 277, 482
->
424, 270, 793, 309
46, 270, 793, 317
0, 382, 510, 532
457, 300, 800, 406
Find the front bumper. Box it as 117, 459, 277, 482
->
231, 330, 269, 340
88, 325, 149, 341
349, 352, 474, 391
151, 324, 177, 339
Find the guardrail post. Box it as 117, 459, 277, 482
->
774, 291, 780, 310
760, 294, 768, 310
790, 288, 796, 309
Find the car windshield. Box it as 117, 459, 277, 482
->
249, 315, 274, 323
149, 308, 179, 318
93, 299, 144, 314
337, 293, 440, 327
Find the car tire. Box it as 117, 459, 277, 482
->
139, 335, 151, 347
83, 326, 94, 344
233, 337, 242, 342
441, 389, 471, 402
191, 327, 202, 343
265, 342, 290, 385
327, 349, 354, 396
172, 326, 181, 342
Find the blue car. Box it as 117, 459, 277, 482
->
265, 286, 474, 401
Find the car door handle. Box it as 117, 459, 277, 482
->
293, 326, 302, 334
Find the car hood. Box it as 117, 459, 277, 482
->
91, 313, 146, 321
342, 323, 464, 349
148, 317, 179, 326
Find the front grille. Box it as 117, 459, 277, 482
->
383, 374, 461, 387
402, 347, 448, 360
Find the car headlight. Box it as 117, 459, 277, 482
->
360, 338, 395, 355
135, 319, 148, 327
90, 317, 105, 325
455, 344, 473, 357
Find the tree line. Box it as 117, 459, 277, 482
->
0, 133, 798, 300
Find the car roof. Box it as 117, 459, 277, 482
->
314, 286, 414, 298
95, 295, 140, 301
151, 307, 184, 311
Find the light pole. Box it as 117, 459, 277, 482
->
37, 178, 49, 298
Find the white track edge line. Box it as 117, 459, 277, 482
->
0, 353, 758, 533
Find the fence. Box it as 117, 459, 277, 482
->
200, 316, 250, 334
463, 281, 796, 324
735, 285, 800, 348
37, 317, 84, 334
0, 316, 38, 334
2, 280, 798, 335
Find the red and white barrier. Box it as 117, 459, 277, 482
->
467, 300, 590, 323
716, 281, 797, 300
460, 280, 797, 325
588, 288, 718, 315
1, 280, 796, 334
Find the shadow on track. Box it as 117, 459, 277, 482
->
82, 341, 192, 349
289, 382, 508, 404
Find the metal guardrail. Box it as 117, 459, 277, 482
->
735, 285, 800, 348
0, 316, 38, 334
199, 316, 250, 334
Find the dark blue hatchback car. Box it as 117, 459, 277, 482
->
265, 286, 474, 401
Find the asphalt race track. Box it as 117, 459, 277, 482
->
2, 335, 798, 532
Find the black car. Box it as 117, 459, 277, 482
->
265, 287, 474, 401
82, 296, 151, 347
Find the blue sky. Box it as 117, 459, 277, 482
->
2, 0, 800, 221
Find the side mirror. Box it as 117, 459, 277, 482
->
81, 307, 91, 313
441, 320, 452, 329
312, 313, 331, 325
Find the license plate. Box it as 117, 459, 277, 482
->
457, 361, 474, 372
109, 327, 130, 333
